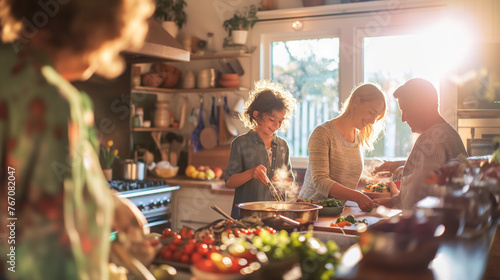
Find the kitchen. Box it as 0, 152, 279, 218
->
1, 0, 499, 279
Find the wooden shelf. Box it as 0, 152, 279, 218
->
132, 86, 247, 94
131, 127, 180, 132
190, 52, 252, 60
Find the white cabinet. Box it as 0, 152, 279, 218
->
170, 185, 234, 232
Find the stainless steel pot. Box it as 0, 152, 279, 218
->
237, 201, 322, 230
122, 160, 145, 180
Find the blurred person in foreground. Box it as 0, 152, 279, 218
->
372, 78, 467, 210
298, 83, 387, 212
0, 0, 154, 279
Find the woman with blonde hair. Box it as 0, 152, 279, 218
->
298, 83, 387, 211
0, 0, 153, 278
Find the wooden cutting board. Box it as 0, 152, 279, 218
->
313, 204, 401, 235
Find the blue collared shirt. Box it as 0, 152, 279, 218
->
225, 130, 294, 218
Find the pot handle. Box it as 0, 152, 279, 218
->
277, 215, 301, 226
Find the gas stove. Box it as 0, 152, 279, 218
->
109, 179, 180, 233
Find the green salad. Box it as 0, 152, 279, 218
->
297, 198, 344, 207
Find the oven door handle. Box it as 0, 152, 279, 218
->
145, 219, 170, 228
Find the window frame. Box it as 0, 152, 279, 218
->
251, 5, 457, 168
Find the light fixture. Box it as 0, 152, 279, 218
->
292, 20, 303, 31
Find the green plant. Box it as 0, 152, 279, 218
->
100, 140, 120, 169
222, 5, 258, 36
153, 0, 187, 29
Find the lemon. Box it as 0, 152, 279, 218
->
190, 170, 199, 179
206, 169, 215, 180
185, 165, 196, 177
197, 171, 206, 180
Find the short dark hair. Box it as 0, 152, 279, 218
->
393, 78, 439, 106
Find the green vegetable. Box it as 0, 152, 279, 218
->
345, 215, 356, 223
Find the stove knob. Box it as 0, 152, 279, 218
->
138, 203, 145, 211
153, 199, 162, 208
149, 199, 156, 209
162, 198, 170, 206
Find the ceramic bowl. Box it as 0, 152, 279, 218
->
318, 205, 345, 216
222, 73, 239, 80
220, 79, 240, 88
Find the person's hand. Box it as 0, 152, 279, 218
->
252, 164, 269, 186
372, 161, 403, 176
112, 195, 149, 239
355, 191, 376, 212
387, 181, 400, 195
373, 197, 393, 208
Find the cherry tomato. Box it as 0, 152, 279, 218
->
227, 220, 233, 225
168, 243, 177, 252
162, 228, 174, 238
180, 253, 190, 264
173, 251, 183, 262
191, 252, 203, 264
161, 247, 173, 260
197, 243, 209, 256
180, 227, 194, 239
202, 234, 214, 245
234, 229, 241, 237
226, 228, 233, 235
172, 234, 182, 245
195, 258, 217, 273
184, 243, 195, 254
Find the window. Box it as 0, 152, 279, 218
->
252, 4, 466, 167
271, 38, 340, 157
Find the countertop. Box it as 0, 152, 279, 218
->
149, 175, 234, 194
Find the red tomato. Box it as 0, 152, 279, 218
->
197, 243, 209, 256
161, 248, 173, 260
233, 229, 241, 237
173, 251, 183, 262
180, 253, 190, 264
162, 228, 174, 238
226, 228, 233, 235
180, 227, 194, 239
191, 252, 203, 264
227, 220, 233, 225
195, 258, 217, 273
184, 243, 195, 254
172, 234, 182, 245
267, 227, 276, 233
202, 234, 214, 245
168, 243, 177, 252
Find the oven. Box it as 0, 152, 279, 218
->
109, 180, 180, 233
458, 118, 500, 157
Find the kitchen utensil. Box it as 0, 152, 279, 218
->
178, 97, 188, 129
211, 205, 236, 222
200, 128, 218, 149
229, 58, 244, 76
218, 103, 229, 145
191, 100, 204, 153
267, 180, 285, 202
237, 201, 322, 230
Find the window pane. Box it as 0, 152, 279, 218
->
363, 34, 440, 158
271, 38, 340, 157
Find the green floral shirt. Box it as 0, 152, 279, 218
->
0, 44, 113, 280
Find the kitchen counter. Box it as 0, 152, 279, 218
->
151, 175, 234, 194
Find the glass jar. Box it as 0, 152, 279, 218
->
154, 102, 170, 128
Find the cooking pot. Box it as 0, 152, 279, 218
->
122, 160, 145, 180
237, 201, 322, 230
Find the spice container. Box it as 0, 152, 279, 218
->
154, 102, 170, 128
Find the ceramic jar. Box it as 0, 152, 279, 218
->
154, 101, 170, 128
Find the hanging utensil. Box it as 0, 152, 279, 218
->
191, 99, 204, 153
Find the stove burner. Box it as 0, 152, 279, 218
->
108, 179, 169, 192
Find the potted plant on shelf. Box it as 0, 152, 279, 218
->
222, 4, 258, 45
153, 0, 187, 39
100, 140, 120, 181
